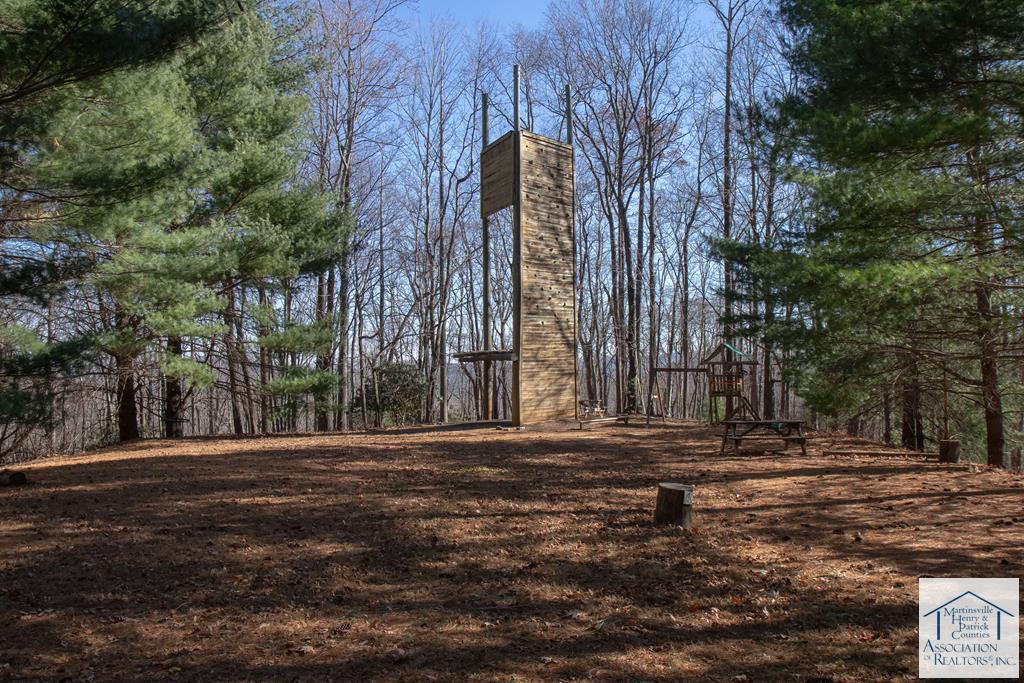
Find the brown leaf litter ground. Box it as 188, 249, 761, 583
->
1, 422, 1021, 681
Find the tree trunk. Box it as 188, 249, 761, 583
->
721, 8, 735, 421
882, 387, 892, 445
646, 151, 658, 419
116, 351, 139, 442
761, 313, 774, 420
163, 336, 185, 438
257, 287, 270, 434
337, 252, 351, 431
315, 269, 333, 432
900, 371, 924, 451
620, 198, 638, 414
224, 288, 244, 436
233, 288, 257, 434
975, 284, 1004, 467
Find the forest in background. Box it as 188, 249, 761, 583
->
1, 0, 1021, 468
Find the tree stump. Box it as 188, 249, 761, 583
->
654, 483, 694, 527
938, 439, 961, 464
0, 470, 27, 486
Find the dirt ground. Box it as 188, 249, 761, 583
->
1, 422, 1021, 682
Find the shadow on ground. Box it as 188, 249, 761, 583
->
1, 423, 1021, 681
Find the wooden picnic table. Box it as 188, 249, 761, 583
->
719, 419, 807, 456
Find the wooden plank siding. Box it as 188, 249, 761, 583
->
480, 129, 576, 426
513, 131, 577, 425
480, 131, 516, 217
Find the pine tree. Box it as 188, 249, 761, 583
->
0, 0, 239, 109
1, 3, 335, 446
155, 9, 333, 438
727, 0, 1023, 465
0, 1, 228, 446
96, 8, 341, 440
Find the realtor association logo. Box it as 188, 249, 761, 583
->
919, 578, 1019, 679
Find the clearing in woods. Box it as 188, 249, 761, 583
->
1, 423, 1021, 681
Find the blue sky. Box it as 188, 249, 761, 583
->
403, 0, 718, 42
411, 0, 550, 30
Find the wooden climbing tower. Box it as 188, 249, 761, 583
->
455, 67, 577, 427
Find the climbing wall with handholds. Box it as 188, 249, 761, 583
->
479, 128, 577, 426
514, 131, 576, 425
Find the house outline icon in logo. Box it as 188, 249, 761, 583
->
922, 590, 1016, 641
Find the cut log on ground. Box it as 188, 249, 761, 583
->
654, 483, 694, 527
938, 439, 961, 464
1, 470, 27, 486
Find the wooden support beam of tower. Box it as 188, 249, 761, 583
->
481, 91, 492, 420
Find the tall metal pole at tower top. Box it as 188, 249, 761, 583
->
565, 84, 573, 145
513, 65, 521, 132
482, 92, 490, 146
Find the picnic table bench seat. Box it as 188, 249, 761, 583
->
720, 419, 807, 456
